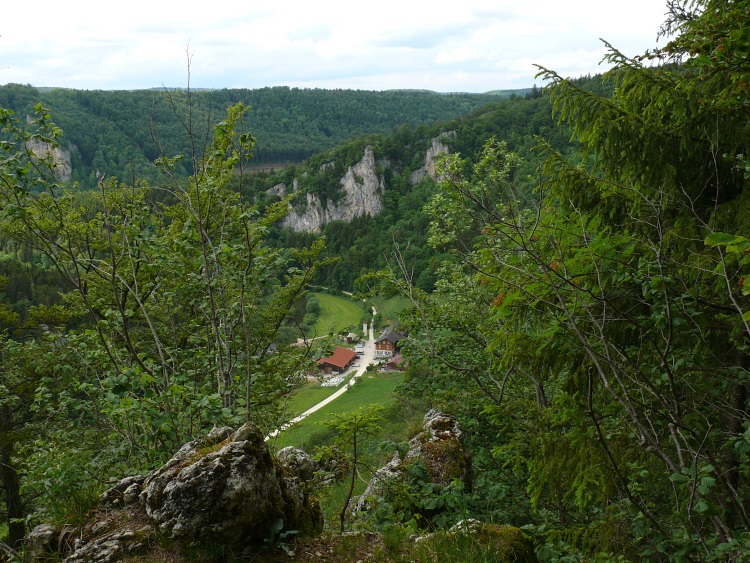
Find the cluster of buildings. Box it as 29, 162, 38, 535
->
316, 326, 407, 375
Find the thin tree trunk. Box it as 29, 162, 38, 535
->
340, 433, 358, 532
1, 442, 24, 549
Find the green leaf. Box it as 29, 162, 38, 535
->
706, 232, 746, 247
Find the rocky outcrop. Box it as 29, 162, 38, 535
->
276, 446, 318, 481
410, 131, 456, 185
24, 524, 61, 561
25, 138, 72, 182
266, 183, 287, 198
282, 146, 384, 233
355, 409, 472, 514
62, 527, 154, 563
24, 505, 155, 563
140, 423, 290, 542
25, 424, 323, 562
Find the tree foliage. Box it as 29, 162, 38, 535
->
386, 0, 750, 558
0, 98, 331, 535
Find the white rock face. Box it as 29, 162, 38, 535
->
282, 145, 384, 233
410, 131, 456, 185
266, 183, 287, 197
25, 139, 73, 182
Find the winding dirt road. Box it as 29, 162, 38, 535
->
266, 311, 377, 441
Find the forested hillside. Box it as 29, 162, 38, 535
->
379, 0, 750, 559
0, 84, 512, 187
253, 83, 582, 291
0, 0, 748, 559
0, 76, 578, 558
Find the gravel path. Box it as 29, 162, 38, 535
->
266, 318, 377, 441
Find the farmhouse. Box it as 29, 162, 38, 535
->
317, 346, 357, 374
384, 354, 408, 371
374, 326, 405, 358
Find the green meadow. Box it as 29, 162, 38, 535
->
309, 292, 369, 337
270, 372, 405, 451
371, 295, 412, 329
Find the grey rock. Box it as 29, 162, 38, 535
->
99, 475, 146, 507
25, 138, 72, 182
354, 410, 471, 515
283, 145, 385, 233
410, 131, 456, 185
25, 524, 59, 561
63, 529, 152, 563
276, 446, 318, 481
141, 423, 284, 543
27, 424, 323, 560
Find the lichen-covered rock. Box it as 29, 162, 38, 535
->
405, 409, 472, 488
354, 453, 402, 513
99, 475, 146, 507
25, 524, 60, 561
354, 410, 471, 515
279, 472, 324, 536
277, 446, 318, 481
141, 422, 286, 543
26, 424, 323, 561
275, 448, 324, 535
63, 527, 154, 563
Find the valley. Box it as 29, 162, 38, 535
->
1, 2, 750, 559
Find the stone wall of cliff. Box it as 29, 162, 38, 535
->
410, 131, 456, 185
281, 145, 384, 233
269, 131, 455, 234
25, 139, 73, 182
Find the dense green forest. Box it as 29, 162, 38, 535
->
0, 84, 514, 187
0, 0, 749, 559
254, 83, 576, 291
378, 0, 750, 559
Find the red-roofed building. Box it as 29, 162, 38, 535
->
317, 346, 357, 374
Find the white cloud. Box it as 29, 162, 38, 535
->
1, 0, 671, 91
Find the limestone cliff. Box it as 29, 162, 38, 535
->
282, 146, 384, 233
410, 131, 456, 185
25, 138, 73, 182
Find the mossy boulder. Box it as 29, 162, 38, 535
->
479, 523, 539, 562
140, 423, 324, 545
354, 410, 472, 516
276, 447, 324, 536
141, 423, 285, 543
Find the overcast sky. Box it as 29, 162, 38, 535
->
2, 1, 669, 92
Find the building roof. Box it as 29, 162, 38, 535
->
375, 326, 405, 345
316, 346, 357, 370
385, 354, 406, 367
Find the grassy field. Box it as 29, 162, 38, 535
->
371, 295, 412, 330
280, 374, 355, 418
269, 372, 405, 451
309, 292, 369, 337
